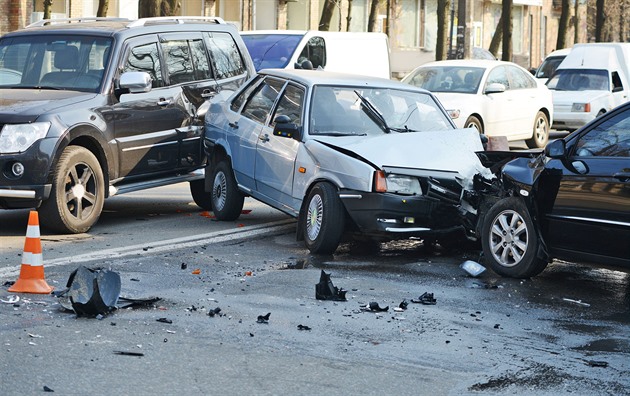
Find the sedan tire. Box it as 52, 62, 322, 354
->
40, 146, 104, 233
211, 160, 244, 221
303, 182, 345, 254
526, 111, 549, 149
464, 115, 483, 133
481, 197, 548, 278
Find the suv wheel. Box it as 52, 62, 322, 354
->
481, 197, 548, 278
211, 160, 244, 221
40, 146, 105, 233
303, 182, 345, 254
190, 179, 213, 210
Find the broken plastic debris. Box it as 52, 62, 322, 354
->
181, 263, 187, 270
411, 292, 437, 305
257, 312, 271, 323
156, 318, 172, 324
58, 266, 121, 317
585, 360, 608, 368
208, 307, 222, 317
460, 260, 486, 277
362, 302, 389, 312
297, 324, 311, 331
399, 300, 408, 310
43, 385, 54, 392
200, 211, 214, 218
315, 270, 347, 301
563, 298, 590, 307
113, 351, 144, 357
191, 269, 201, 275
245, 271, 253, 276
0, 295, 20, 304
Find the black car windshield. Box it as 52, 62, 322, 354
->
546, 69, 609, 91
402, 66, 485, 94
0, 35, 112, 93
241, 34, 303, 71
309, 86, 453, 136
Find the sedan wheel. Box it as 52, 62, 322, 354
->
526, 111, 549, 149
481, 197, 548, 278
303, 182, 345, 254
211, 160, 244, 221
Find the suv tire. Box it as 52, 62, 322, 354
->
190, 179, 213, 210
40, 146, 105, 233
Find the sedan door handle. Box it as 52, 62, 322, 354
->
613, 172, 630, 182
258, 134, 270, 143
157, 98, 171, 106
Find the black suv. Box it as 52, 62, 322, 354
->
0, 17, 255, 233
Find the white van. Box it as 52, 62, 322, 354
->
534, 48, 571, 83
240, 30, 391, 79
547, 43, 630, 131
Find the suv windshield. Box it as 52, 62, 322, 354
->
241, 34, 302, 71
0, 35, 112, 93
310, 86, 453, 136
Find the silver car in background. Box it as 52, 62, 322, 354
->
203, 69, 493, 254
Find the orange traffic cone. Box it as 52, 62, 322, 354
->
8, 211, 54, 294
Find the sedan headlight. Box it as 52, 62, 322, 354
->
374, 171, 422, 195
571, 103, 591, 113
0, 122, 51, 153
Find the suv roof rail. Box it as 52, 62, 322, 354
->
27, 17, 131, 28
127, 16, 226, 28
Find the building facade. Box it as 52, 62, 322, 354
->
0, 0, 587, 77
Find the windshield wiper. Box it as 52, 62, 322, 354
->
354, 90, 391, 134
11, 85, 62, 90
312, 131, 367, 136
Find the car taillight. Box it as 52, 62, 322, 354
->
374, 170, 387, 192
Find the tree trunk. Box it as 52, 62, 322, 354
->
319, 0, 336, 31
489, 14, 503, 57
557, 0, 570, 50
43, 0, 53, 20
367, 0, 380, 32
573, 0, 579, 43
97, 0, 109, 17
501, 0, 512, 61
595, 0, 605, 42
346, 0, 353, 31
139, 0, 179, 18
436, 0, 450, 61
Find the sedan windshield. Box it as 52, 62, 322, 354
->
403, 66, 485, 93
546, 69, 609, 91
0, 35, 112, 93
241, 34, 303, 71
309, 86, 453, 136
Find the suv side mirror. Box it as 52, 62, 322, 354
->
545, 139, 566, 158
119, 71, 152, 93
484, 83, 506, 94
273, 115, 302, 141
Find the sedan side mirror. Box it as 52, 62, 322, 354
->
484, 83, 506, 94
273, 115, 302, 141
545, 139, 566, 158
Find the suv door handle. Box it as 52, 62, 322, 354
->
228, 121, 238, 129
157, 98, 171, 106
258, 134, 270, 143
201, 88, 217, 99
613, 172, 630, 182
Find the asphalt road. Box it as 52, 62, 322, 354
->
1, 181, 629, 395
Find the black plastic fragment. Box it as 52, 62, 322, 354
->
257, 312, 271, 323
297, 324, 312, 331
585, 360, 608, 368
366, 302, 389, 312
66, 266, 121, 317
43, 385, 54, 392
117, 296, 161, 309
411, 292, 437, 305
208, 307, 222, 317
399, 300, 408, 310
315, 270, 347, 301
156, 318, 172, 324
114, 351, 144, 357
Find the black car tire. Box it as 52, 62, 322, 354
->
40, 146, 104, 234
211, 160, 244, 221
481, 197, 548, 278
303, 182, 345, 254
465, 116, 483, 133
526, 111, 549, 149
189, 179, 213, 211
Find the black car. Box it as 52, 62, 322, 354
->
476, 102, 630, 278
0, 17, 254, 233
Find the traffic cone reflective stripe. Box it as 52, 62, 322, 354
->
8, 211, 53, 294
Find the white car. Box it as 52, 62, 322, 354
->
402, 60, 554, 148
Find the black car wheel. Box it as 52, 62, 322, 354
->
40, 146, 104, 233
303, 182, 345, 254
526, 111, 549, 149
211, 160, 244, 221
190, 179, 213, 211
465, 115, 483, 133
481, 197, 548, 278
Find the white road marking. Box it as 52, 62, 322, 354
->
0, 219, 296, 279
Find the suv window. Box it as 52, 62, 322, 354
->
575, 112, 630, 157
123, 42, 164, 88
161, 38, 212, 85
241, 77, 285, 124
205, 32, 245, 79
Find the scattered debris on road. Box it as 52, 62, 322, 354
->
460, 260, 486, 277
156, 318, 172, 324
208, 307, 222, 317
315, 270, 347, 301
563, 298, 591, 307
297, 324, 311, 331
257, 312, 271, 323
362, 302, 389, 312
113, 351, 145, 357
411, 292, 437, 305
55, 266, 121, 317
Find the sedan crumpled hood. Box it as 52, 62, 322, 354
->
311, 128, 494, 189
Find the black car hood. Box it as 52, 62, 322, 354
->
0, 89, 98, 122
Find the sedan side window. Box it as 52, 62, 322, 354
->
508, 66, 536, 89
271, 84, 305, 127
575, 112, 630, 157
486, 66, 509, 90
241, 78, 284, 124
123, 42, 164, 88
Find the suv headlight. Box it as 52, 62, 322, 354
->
0, 122, 51, 153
